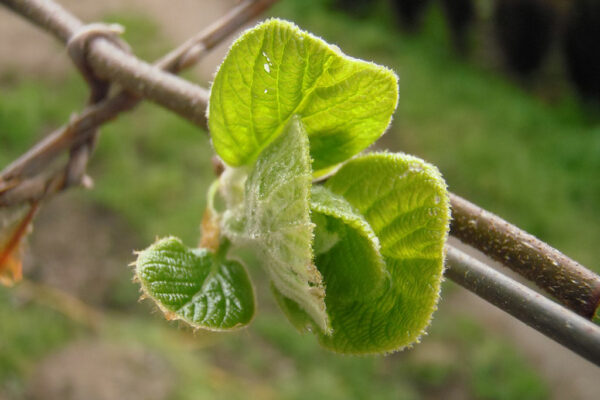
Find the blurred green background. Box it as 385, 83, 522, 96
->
1, 0, 598, 399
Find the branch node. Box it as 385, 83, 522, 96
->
67, 22, 130, 102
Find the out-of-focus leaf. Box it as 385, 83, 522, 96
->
0, 203, 38, 286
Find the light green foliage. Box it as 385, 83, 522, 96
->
136, 18, 449, 354
0, 6, 557, 396
221, 118, 329, 333
277, 153, 450, 353
320, 153, 449, 353
208, 18, 398, 172
135, 237, 254, 331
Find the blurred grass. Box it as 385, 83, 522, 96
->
0, 289, 82, 397
0, 282, 549, 400
3, 1, 597, 398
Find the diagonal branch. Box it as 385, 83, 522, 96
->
1, 0, 207, 125
0, 0, 279, 204
445, 246, 600, 366
450, 194, 600, 319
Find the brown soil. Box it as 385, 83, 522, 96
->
27, 340, 173, 400
24, 194, 141, 306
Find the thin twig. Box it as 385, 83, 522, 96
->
445, 246, 600, 366
62, 23, 129, 198
0, 0, 279, 205
156, 0, 280, 73
450, 193, 600, 319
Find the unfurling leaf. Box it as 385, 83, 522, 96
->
320, 153, 450, 353
221, 117, 329, 333
0, 203, 38, 286
273, 185, 388, 334
135, 237, 255, 331
275, 153, 450, 354
209, 19, 398, 172
310, 185, 386, 299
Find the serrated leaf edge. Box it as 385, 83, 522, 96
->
134, 236, 256, 332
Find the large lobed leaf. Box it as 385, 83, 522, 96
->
209, 19, 398, 172
135, 237, 255, 331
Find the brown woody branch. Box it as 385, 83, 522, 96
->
445, 246, 600, 366
1, 0, 208, 124
449, 194, 600, 319
0, 0, 279, 204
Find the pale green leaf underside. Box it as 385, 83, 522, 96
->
135, 237, 254, 331
274, 185, 387, 334
222, 117, 329, 333
209, 18, 398, 172
275, 153, 450, 354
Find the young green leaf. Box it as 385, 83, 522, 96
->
135, 237, 255, 331
221, 117, 329, 333
319, 152, 450, 354
275, 153, 450, 354
209, 18, 398, 172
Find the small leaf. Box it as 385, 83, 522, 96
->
209, 19, 398, 172
135, 237, 255, 331
221, 117, 329, 333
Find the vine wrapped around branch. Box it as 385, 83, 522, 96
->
0, 0, 279, 205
